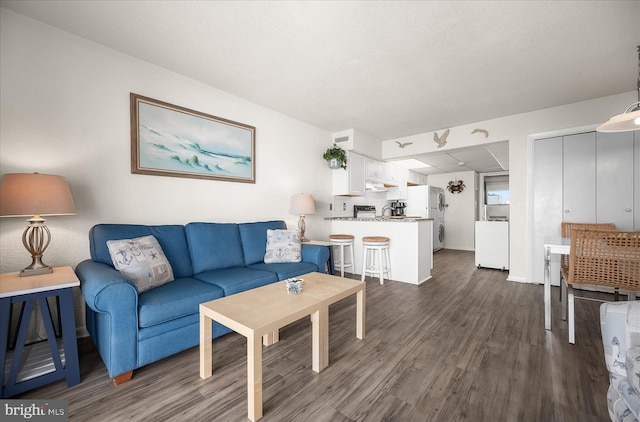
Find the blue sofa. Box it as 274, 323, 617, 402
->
76, 220, 329, 383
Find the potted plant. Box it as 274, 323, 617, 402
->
323, 144, 347, 170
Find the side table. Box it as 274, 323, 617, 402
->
306, 240, 335, 275
1, 266, 80, 398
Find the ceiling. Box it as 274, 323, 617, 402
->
390, 141, 509, 175
1, 1, 639, 175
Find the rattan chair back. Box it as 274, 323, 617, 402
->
567, 229, 640, 292
560, 222, 616, 278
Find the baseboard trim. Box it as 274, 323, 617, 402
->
507, 275, 528, 283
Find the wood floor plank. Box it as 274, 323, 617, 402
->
14, 249, 611, 421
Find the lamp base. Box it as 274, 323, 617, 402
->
20, 266, 53, 277
20, 217, 53, 277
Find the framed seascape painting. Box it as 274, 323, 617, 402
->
130, 93, 256, 183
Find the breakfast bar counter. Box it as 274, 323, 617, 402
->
328, 217, 433, 285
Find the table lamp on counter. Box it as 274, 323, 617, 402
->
289, 193, 316, 242
0, 172, 77, 277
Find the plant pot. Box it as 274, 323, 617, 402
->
327, 158, 343, 169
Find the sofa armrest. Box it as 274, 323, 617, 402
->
75, 259, 139, 377
301, 244, 330, 272
76, 259, 139, 312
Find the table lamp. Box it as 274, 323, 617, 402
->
0, 173, 77, 277
289, 193, 316, 242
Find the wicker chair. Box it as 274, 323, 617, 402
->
562, 228, 640, 344
560, 222, 616, 282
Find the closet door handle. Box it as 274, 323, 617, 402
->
626, 208, 632, 212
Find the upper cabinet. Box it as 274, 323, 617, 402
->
365, 158, 386, 183
333, 151, 366, 196
387, 166, 409, 199
408, 171, 428, 186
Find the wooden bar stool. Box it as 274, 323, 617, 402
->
361, 236, 390, 285
329, 234, 354, 277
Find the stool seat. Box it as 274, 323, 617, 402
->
330, 234, 355, 241
363, 236, 389, 243
361, 236, 391, 285
330, 234, 355, 278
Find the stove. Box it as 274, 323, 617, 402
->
354, 205, 376, 219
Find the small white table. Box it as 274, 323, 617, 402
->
199, 272, 365, 421
543, 237, 570, 330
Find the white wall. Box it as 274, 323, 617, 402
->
0, 6, 336, 341
427, 171, 476, 251
382, 91, 638, 283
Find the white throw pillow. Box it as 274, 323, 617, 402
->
264, 229, 302, 263
107, 235, 174, 293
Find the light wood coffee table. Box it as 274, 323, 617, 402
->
199, 271, 365, 421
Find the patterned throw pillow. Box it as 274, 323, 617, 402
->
264, 229, 302, 263
107, 235, 174, 293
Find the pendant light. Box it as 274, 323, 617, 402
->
597, 45, 640, 133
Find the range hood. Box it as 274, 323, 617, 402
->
365, 181, 388, 192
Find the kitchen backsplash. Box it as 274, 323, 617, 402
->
332, 191, 389, 217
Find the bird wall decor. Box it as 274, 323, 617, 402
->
395, 141, 413, 148
433, 129, 449, 148
471, 128, 489, 138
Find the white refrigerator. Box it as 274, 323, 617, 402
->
406, 185, 445, 251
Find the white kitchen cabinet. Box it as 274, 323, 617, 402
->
366, 157, 384, 182
387, 166, 408, 199
407, 171, 427, 186
333, 151, 366, 196
475, 221, 509, 270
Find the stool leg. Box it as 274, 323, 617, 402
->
377, 249, 384, 285
348, 243, 354, 273
340, 244, 345, 277
385, 247, 391, 281
361, 247, 367, 281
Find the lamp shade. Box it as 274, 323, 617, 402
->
0, 173, 77, 217
596, 107, 640, 133
289, 193, 316, 215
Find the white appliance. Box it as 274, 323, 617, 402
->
406, 185, 446, 251
475, 221, 509, 270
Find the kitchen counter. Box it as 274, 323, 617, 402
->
330, 218, 433, 285
326, 217, 432, 222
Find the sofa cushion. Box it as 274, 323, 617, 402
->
248, 262, 317, 280
628, 347, 640, 397
138, 277, 224, 328
264, 229, 302, 263
185, 222, 245, 272
195, 267, 277, 296
107, 235, 174, 293
239, 220, 287, 265
90, 224, 193, 278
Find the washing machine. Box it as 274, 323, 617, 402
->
434, 218, 445, 251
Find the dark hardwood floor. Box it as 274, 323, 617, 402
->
17, 250, 610, 421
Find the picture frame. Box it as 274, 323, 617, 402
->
130, 93, 256, 183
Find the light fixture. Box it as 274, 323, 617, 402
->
597, 45, 640, 133
289, 193, 316, 242
0, 173, 77, 277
